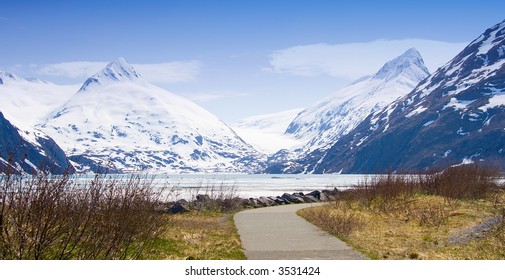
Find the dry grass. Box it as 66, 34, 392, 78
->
301, 193, 505, 259
299, 164, 505, 259
141, 211, 246, 260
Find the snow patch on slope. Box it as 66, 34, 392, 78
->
0, 71, 79, 126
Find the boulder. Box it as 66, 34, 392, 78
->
274, 196, 289, 205
196, 194, 211, 202
257, 196, 275, 207
307, 190, 322, 199
248, 198, 260, 208
167, 199, 190, 214
302, 195, 319, 203
322, 188, 340, 200
281, 193, 305, 204
307, 190, 331, 201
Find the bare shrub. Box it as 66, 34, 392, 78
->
442, 164, 496, 199
418, 164, 499, 201
347, 174, 417, 213
0, 173, 168, 259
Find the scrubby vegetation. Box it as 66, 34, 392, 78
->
299, 164, 505, 259
0, 173, 168, 259
0, 172, 244, 260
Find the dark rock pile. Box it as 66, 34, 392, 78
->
166, 188, 341, 214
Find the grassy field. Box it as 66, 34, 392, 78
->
299, 165, 505, 259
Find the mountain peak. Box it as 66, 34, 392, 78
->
78, 57, 142, 92
467, 19, 505, 56
373, 48, 429, 81
105, 57, 140, 78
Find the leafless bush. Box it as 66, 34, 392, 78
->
340, 164, 500, 213
0, 172, 169, 259
413, 164, 499, 203
346, 174, 418, 213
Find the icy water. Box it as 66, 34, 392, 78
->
69, 173, 505, 200
148, 174, 369, 199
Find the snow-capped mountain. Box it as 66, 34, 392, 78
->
37, 58, 264, 173
0, 71, 79, 126
0, 111, 74, 174
285, 48, 430, 155
290, 19, 505, 173
230, 109, 304, 154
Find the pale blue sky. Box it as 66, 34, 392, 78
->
1, 0, 504, 122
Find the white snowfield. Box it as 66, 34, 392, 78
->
230, 109, 304, 154
0, 71, 79, 127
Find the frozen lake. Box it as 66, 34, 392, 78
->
147, 173, 369, 199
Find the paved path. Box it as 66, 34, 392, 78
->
234, 203, 367, 260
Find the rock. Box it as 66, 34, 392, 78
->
281, 193, 305, 204
239, 198, 253, 208
220, 197, 246, 212
196, 194, 211, 202
274, 196, 289, 205
248, 198, 260, 208
308, 190, 330, 201
167, 199, 190, 214
322, 188, 340, 200
319, 192, 330, 201
307, 190, 321, 199
239, 198, 252, 208
302, 195, 319, 203
257, 196, 275, 207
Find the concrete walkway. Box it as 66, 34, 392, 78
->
234, 203, 367, 260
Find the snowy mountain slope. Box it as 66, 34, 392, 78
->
300, 19, 505, 173
37, 58, 264, 173
230, 109, 304, 154
0, 71, 79, 126
0, 111, 75, 174
285, 48, 430, 154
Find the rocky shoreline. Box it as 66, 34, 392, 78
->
166, 188, 340, 214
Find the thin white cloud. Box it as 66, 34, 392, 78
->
266, 39, 468, 79
185, 91, 249, 103
37, 60, 202, 83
